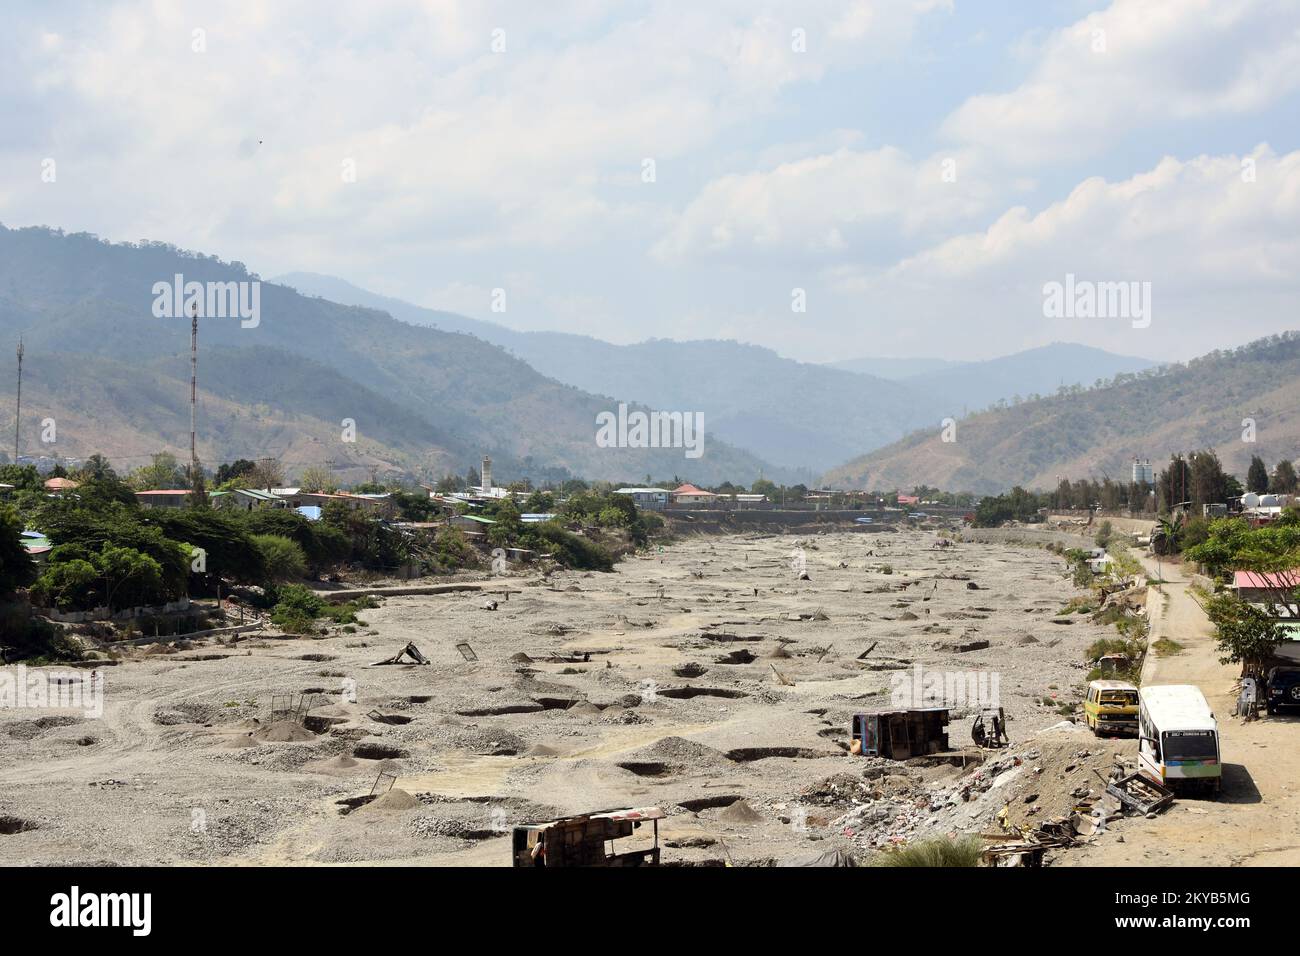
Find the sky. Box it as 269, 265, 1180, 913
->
2, 0, 1299, 364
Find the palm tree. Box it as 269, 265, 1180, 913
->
1152, 517, 1180, 557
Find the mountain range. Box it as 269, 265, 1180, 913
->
275, 272, 1158, 475
0, 224, 1191, 491
824, 334, 1300, 494
0, 226, 775, 486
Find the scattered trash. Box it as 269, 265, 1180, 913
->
369, 642, 431, 666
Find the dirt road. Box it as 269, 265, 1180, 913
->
1067, 555, 1300, 866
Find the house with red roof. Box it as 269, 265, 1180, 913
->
672, 483, 717, 506
1232, 570, 1300, 606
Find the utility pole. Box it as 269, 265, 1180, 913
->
190, 302, 198, 477
13, 338, 22, 463
188, 303, 206, 505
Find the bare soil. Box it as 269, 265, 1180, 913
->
0, 527, 1131, 866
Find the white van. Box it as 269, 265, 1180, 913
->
1137, 685, 1221, 794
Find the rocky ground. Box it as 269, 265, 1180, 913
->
0, 525, 1151, 866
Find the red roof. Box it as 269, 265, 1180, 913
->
673, 483, 714, 496
44, 477, 80, 490
897, 494, 920, 505
1233, 570, 1300, 590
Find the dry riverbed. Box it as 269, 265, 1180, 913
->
0, 527, 1126, 866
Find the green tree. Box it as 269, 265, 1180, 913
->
73, 453, 119, 483
96, 544, 164, 611
129, 452, 186, 491
30, 558, 99, 611
1270, 459, 1298, 494
215, 459, 256, 487
1201, 592, 1285, 674
298, 466, 337, 493
142, 509, 265, 584
0, 504, 36, 595
1247, 455, 1270, 494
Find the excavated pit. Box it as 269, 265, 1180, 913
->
715, 649, 758, 664
725, 747, 838, 762
657, 686, 749, 700
616, 761, 672, 778
676, 796, 745, 812
353, 742, 408, 760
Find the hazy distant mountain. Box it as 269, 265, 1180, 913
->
275, 272, 945, 475
901, 343, 1158, 416
822, 334, 1300, 493
825, 356, 962, 379
0, 226, 780, 485
277, 275, 1161, 475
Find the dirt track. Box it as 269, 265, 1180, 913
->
1065, 555, 1300, 867
0, 527, 1125, 866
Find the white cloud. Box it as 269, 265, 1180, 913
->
828, 145, 1300, 359
652, 146, 994, 263
941, 0, 1300, 164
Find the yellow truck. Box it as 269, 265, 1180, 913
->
1083, 679, 1139, 736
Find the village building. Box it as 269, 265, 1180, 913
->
614, 487, 670, 511
134, 489, 191, 510
210, 488, 288, 512
43, 476, 80, 496
671, 483, 717, 507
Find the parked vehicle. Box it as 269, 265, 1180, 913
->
1084, 679, 1138, 736
1265, 666, 1300, 715
1137, 685, 1221, 795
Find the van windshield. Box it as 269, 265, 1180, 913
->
1100, 691, 1138, 705
1163, 730, 1217, 760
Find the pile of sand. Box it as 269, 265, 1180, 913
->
624, 736, 731, 769
357, 788, 419, 813
303, 754, 364, 775
719, 799, 763, 824
252, 720, 318, 743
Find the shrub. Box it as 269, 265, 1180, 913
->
872, 836, 983, 868
269, 583, 324, 633
241, 509, 348, 573
251, 534, 308, 584
525, 523, 614, 571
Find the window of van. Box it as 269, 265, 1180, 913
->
1163, 731, 1216, 760
1100, 690, 1138, 705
